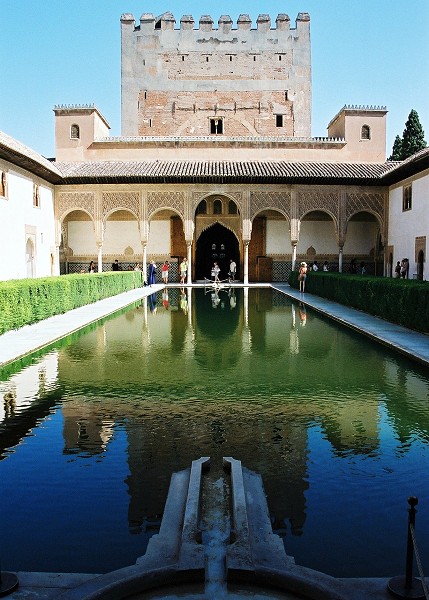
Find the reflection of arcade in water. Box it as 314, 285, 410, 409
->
2, 288, 429, 574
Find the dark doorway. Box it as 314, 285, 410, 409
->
195, 223, 239, 281
417, 250, 424, 280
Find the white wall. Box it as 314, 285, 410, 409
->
0, 164, 56, 281
297, 221, 337, 254
266, 220, 290, 254
147, 220, 171, 255
388, 171, 429, 280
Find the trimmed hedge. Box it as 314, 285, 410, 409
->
0, 272, 143, 335
289, 271, 429, 334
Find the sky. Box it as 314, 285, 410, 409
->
1, 0, 428, 159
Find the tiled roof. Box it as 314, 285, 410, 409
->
381, 146, 429, 185
55, 159, 397, 185
0, 131, 62, 183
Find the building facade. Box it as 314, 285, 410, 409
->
0, 11, 427, 283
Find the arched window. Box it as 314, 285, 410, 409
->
213, 199, 222, 214
70, 123, 80, 139
196, 200, 207, 215
228, 200, 237, 214
361, 124, 370, 140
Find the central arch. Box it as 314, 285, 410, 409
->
195, 223, 239, 281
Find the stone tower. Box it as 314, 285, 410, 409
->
120, 11, 311, 138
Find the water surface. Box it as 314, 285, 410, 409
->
1, 287, 428, 577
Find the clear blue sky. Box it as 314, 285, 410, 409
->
1, 0, 428, 159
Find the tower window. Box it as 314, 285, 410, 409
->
361, 124, 371, 140
70, 124, 80, 139
206, 56, 209, 62
182, 55, 185, 61
213, 199, 222, 214
210, 118, 223, 135
285, 91, 288, 101
276, 114, 284, 128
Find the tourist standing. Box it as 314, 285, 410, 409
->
148, 260, 157, 286
161, 261, 169, 284
323, 261, 329, 272
298, 262, 307, 293
394, 261, 401, 278
229, 259, 237, 281
112, 259, 119, 271
88, 260, 95, 273
212, 262, 221, 283
180, 258, 187, 284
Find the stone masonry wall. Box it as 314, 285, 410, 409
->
138, 90, 294, 137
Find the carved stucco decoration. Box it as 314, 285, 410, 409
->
147, 191, 185, 221
298, 190, 339, 222
192, 191, 243, 215
345, 192, 385, 226
250, 191, 291, 221
195, 219, 240, 242
57, 192, 95, 223
102, 192, 140, 221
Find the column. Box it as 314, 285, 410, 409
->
187, 242, 192, 284
142, 243, 147, 283
243, 241, 249, 285
97, 243, 103, 273
338, 246, 343, 273
291, 242, 297, 272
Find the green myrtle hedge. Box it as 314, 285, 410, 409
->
289, 271, 429, 334
0, 271, 143, 335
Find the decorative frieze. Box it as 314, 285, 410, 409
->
57, 191, 95, 222
102, 191, 140, 220
345, 192, 384, 222
297, 190, 339, 220
250, 191, 291, 220
147, 191, 185, 220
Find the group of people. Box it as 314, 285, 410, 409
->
210, 259, 236, 283
86, 256, 239, 283
394, 258, 409, 278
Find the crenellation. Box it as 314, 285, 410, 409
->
237, 14, 251, 31
218, 15, 233, 34
180, 15, 195, 30
120, 12, 310, 33
256, 14, 271, 33
199, 15, 214, 32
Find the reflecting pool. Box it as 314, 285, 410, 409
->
1, 287, 428, 577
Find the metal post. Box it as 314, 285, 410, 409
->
405, 497, 418, 589
387, 496, 424, 599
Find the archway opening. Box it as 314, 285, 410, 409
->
417, 250, 424, 280
195, 223, 239, 281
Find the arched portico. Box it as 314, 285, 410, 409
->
194, 194, 241, 281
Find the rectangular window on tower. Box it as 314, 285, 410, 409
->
210, 118, 223, 135
276, 114, 284, 128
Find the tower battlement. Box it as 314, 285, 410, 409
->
121, 10, 311, 139
120, 11, 310, 34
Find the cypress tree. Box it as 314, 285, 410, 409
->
401, 109, 427, 159
388, 135, 403, 161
